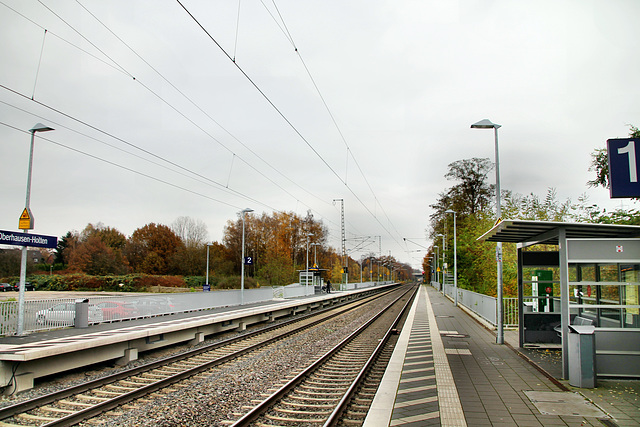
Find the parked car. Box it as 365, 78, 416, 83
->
96, 301, 137, 320
132, 297, 176, 316
13, 282, 35, 291
36, 302, 103, 325
0, 283, 14, 292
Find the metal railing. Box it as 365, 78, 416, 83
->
0, 288, 274, 337
0, 281, 384, 337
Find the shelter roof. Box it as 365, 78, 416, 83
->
477, 220, 640, 247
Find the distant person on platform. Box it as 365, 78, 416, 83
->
326, 280, 331, 293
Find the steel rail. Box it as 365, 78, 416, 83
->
0, 286, 400, 426
322, 286, 416, 426
230, 285, 416, 426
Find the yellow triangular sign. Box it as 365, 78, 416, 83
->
19, 208, 34, 230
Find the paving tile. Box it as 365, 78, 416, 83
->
366, 285, 640, 427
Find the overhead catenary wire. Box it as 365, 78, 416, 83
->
72, 0, 331, 210
176, 1, 406, 250
3, 1, 413, 264
0, 98, 265, 208
16, 0, 317, 213
31, 28, 47, 100
0, 121, 245, 210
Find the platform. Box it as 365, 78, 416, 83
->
365, 285, 640, 427
0, 287, 383, 394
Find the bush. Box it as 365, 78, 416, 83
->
16, 274, 189, 292
217, 276, 258, 290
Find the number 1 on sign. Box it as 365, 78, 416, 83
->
618, 140, 637, 182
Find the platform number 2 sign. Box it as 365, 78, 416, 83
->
607, 138, 640, 198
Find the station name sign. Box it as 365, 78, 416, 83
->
0, 229, 57, 249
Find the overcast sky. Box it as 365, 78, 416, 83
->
1, 0, 639, 269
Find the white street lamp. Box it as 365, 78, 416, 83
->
436, 233, 446, 294
445, 209, 458, 307
18, 123, 54, 336
205, 243, 212, 290
433, 245, 439, 288
240, 208, 253, 305
471, 118, 504, 344
305, 233, 314, 289
311, 243, 321, 266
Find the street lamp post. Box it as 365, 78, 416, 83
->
205, 243, 213, 290
18, 123, 54, 336
445, 210, 458, 306
471, 118, 504, 344
433, 246, 439, 289
436, 233, 445, 294
429, 255, 436, 286
305, 233, 314, 289
240, 208, 253, 305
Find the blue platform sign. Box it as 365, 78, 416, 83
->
0, 229, 57, 248
607, 138, 640, 198
244, 256, 253, 265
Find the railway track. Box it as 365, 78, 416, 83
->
230, 284, 417, 426
0, 286, 410, 426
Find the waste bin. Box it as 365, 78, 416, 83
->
74, 298, 89, 328
568, 324, 596, 388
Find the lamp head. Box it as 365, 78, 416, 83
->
471, 119, 501, 129
29, 123, 54, 133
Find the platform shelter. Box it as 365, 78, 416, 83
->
478, 220, 640, 380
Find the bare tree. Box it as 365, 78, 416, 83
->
171, 216, 209, 248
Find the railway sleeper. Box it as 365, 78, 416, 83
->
353, 397, 374, 405
17, 413, 58, 422
347, 405, 370, 413
299, 384, 348, 392
105, 384, 137, 392
302, 382, 352, 389
142, 372, 169, 379
264, 414, 326, 424
273, 408, 332, 416
287, 395, 340, 403
281, 401, 334, 409
76, 393, 110, 401
308, 376, 354, 383
120, 378, 155, 386
345, 410, 367, 420
320, 366, 363, 374
296, 389, 343, 397
58, 399, 94, 407
40, 406, 76, 415
341, 419, 365, 426
0, 421, 24, 427
92, 389, 123, 397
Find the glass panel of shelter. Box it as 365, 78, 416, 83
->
569, 263, 640, 328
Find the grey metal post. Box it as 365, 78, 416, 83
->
559, 226, 570, 379
240, 208, 253, 305
471, 119, 503, 344
18, 124, 54, 336
446, 210, 458, 306
494, 125, 504, 345
205, 243, 211, 287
